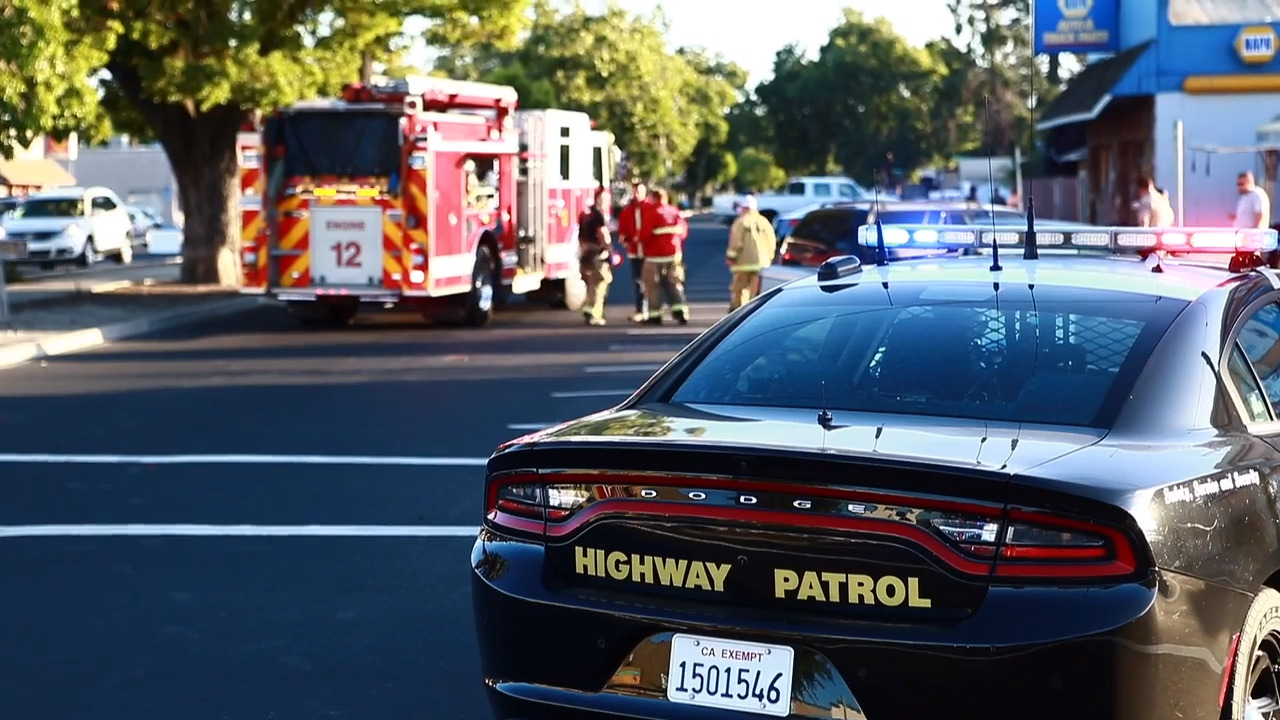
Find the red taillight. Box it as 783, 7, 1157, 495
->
925, 508, 1138, 579
483, 471, 1142, 581
484, 472, 594, 535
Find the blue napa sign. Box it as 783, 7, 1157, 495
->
1034, 0, 1120, 54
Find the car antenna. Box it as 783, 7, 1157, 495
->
817, 380, 834, 430
983, 94, 1002, 273
1023, 43, 1039, 261
872, 167, 888, 266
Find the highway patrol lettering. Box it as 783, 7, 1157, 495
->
774, 569, 932, 607
574, 547, 731, 592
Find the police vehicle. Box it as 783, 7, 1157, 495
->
472, 217, 1280, 720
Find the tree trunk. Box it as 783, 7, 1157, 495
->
154, 105, 248, 285
361, 52, 375, 84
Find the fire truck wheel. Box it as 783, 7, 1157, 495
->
465, 246, 496, 327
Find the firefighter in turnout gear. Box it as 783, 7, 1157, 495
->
726, 194, 777, 310
640, 189, 689, 325
616, 180, 655, 323
579, 187, 613, 326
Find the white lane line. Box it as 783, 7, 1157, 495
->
625, 328, 705, 336
0, 453, 488, 466
0, 524, 482, 538
607, 343, 688, 352
507, 423, 553, 430
583, 364, 663, 373
550, 389, 633, 398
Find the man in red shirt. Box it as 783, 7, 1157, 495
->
639, 188, 689, 325
615, 181, 654, 323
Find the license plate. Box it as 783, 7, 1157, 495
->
0, 239, 27, 261
666, 634, 794, 717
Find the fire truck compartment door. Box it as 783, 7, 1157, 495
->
309, 205, 384, 286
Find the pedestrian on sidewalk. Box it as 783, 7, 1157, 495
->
616, 180, 654, 323
1231, 171, 1272, 229
578, 186, 614, 326
640, 188, 690, 325
1132, 175, 1174, 227
726, 194, 777, 311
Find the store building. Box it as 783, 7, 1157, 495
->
1035, 0, 1280, 227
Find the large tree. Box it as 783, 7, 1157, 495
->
446, 0, 710, 183
752, 11, 956, 183
6, 0, 530, 285
676, 48, 747, 198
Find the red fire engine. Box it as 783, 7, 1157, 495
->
237, 75, 620, 326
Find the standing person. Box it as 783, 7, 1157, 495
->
640, 188, 690, 326
725, 194, 777, 311
1133, 175, 1175, 227
615, 180, 653, 323
1231, 171, 1272, 229
577, 187, 613, 326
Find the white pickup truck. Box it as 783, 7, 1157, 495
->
710, 176, 886, 225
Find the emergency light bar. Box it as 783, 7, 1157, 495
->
855, 224, 1280, 255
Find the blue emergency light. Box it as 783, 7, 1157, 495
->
856, 224, 1280, 255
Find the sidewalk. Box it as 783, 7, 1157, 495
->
0, 264, 261, 370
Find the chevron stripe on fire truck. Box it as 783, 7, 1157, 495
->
404, 169, 431, 284
275, 195, 311, 287
275, 197, 407, 290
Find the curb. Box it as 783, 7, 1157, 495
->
0, 296, 262, 370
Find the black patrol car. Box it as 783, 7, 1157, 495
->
472, 219, 1280, 720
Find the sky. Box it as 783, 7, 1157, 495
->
588, 0, 959, 85
405, 0, 959, 87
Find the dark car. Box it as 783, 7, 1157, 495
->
779, 202, 1028, 267
473, 221, 1280, 720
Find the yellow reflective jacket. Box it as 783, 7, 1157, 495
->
727, 210, 777, 272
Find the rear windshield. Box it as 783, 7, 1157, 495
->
12, 198, 82, 218
270, 110, 402, 178
792, 209, 960, 246
876, 210, 933, 224
791, 210, 868, 246
668, 283, 1188, 427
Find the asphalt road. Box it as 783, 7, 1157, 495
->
0, 219, 734, 720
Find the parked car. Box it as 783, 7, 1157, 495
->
759, 201, 1088, 292
126, 205, 165, 250
0, 186, 134, 269
144, 223, 183, 256
711, 176, 892, 225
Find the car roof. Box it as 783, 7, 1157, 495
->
809, 200, 1011, 212
782, 254, 1250, 302
24, 186, 114, 200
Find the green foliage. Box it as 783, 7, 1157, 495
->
441, 1, 743, 185
0, 0, 111, 157
676, 48, 747, 194
484, 62, 558, 109
735, 148, 786, 193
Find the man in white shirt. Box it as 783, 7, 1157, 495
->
1231, 171, 1272, 229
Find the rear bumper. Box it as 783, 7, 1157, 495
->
471, 533, 1245, 720
250, 287, 437, 303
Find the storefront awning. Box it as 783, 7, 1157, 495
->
0, 158, 76, 189
1036, 40, 1155, 132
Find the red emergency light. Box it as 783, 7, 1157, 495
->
854, 224, 1280, 256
